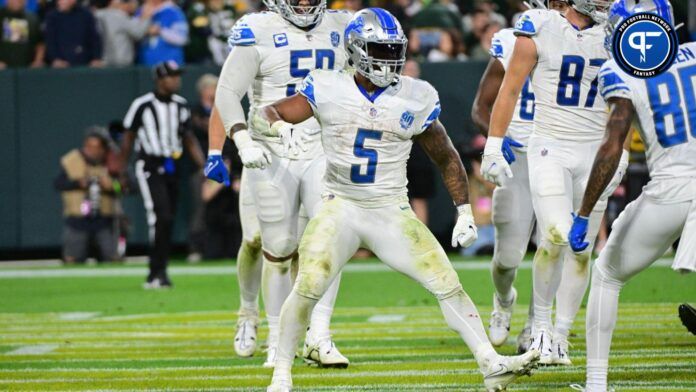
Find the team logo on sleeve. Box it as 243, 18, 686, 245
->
273, 33, 288, 48
400, 111, 415, 130
331, 31, 340, 47
612, 12, 677, 78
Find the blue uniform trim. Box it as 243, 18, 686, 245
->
369, 8, 398, 36
356, 82, 386, 103
514, 14, 536, 36
601, 85, 631, 97
490, 38, 504, 58
422, 102, 441, 130
228, 25, 256, 47
599, 70, 629, 98
298, 75, 317, 108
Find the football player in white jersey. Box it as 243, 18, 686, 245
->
472, 0, 569, 353
481, 0, 629, 365
567, 1, 696, 390
252, 8, 541, 392
204, 0, 351, 367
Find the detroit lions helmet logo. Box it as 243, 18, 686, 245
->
400, 111, 415, 130
331, 31, 340, 47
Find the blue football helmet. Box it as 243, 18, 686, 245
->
570, 0, 614, 22
604, 0, 675, 51
344, 8, 407, 88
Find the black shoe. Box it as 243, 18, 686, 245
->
143, 275, 173, 290
679, 303, 696, 335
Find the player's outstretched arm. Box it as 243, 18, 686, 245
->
416, 120, 477, 248
204, 107, 231, 185
472, 57, 505, 136
569, 97, 635, 252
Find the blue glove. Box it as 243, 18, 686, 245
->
204, 154, 230, 187
501, 137, 524, 164
568, 213, 590, 253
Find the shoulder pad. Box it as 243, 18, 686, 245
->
598, 61, 631, 100
514, 9, 549, 37
411, 79, 441, 131
228, 14, 263, 47
490, 28, 515, 59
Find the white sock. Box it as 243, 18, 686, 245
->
237, 240, 263, 314
491, 264, 517, 305
308, 272, 341, 342
272, 291, 318, 385
532, 240, 564, 333
438, 292, 498, 370
262, 257, 292, 344
586, 265, 622, 392
554, 249, 592, 341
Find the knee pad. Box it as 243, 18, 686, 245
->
253, 182, 286, 223
263, 236, 298, 260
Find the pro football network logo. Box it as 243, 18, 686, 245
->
612, 12, 677, 78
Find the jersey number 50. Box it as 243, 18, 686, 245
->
287, 49, 335, 96
556, 55, 605, 108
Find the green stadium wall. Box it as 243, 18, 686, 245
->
0, 61, 487, 254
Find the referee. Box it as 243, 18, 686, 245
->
120, 61, 205, 289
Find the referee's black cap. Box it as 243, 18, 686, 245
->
153, 61, 183, 79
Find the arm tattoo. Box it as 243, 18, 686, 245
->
579, 98, 635, 216
415, 120, 469, 205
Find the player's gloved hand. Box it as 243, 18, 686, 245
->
600, 149, 629, 200
204, 151, 230, 186
568, 213, 590, 253
452, 204, 478, 248
501, 136, 524, 164
233, 130, 272, 169
481, 136, 513, 186
251, 113, 309, 157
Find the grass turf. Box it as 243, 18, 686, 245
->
0, 257, 694, 391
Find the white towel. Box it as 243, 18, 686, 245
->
673, 199, 696, 273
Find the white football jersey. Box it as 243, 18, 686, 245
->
515, 10, 609, 142
298, 69, 441, 205
490, 28, 535, 147
227, 10, 351, 158
599, 42, 696, 203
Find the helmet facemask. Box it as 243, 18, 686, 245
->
572, 0, 614, 23
276, 0, 326, 28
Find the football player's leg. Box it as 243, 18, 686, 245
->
271, 197, 360, 389
235, 170, 263, 357
366, 204, 539, 390
490, 154, 535, 346
585, 196, 688, 392
528, 139, 574, 361
552, 199, 607, 365
298, 157, 346, 363
248, 160, 301, 366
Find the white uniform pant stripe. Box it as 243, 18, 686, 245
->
135, 160, 157, 242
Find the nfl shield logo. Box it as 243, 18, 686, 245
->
400, 111, 415, 130
330, 31, 340, 48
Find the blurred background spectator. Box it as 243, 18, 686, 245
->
95, 0, 154, 67
45, 0, 103, 67
185, 0, 239, 65
187, 73, 217, 262
54, 127, 120, 264
0, 0, 43, 68
137, 0, 188, 65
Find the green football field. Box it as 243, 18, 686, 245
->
0, 257, 694, 391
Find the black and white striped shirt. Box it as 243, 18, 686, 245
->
123, 92, 191, 158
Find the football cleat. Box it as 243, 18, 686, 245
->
517, 325, 532, 354
263, 346, 278, 368
482, 349, 540, 392
679, 303, 696, 335
528, 329, 553, 365
143, 276, 173, 290
489, 288, 517, 346
302, 337, 349, 368
234, 312, 259, 357
266, 378, 292, 392
551, 338, 572, 366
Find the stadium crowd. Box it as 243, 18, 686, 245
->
0, 0, 561, 68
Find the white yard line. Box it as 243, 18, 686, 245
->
0, 259, 675, 279
367, 314, 406, 323
5, 344, 59, 356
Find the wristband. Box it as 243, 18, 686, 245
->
208, 149, 222, 156
484, 136, 504, 155
456, 204, 473, 217
232, 130, 253, 149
